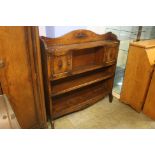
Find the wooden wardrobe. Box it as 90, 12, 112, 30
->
40, 30, 120, 123
0, 27, 47, 128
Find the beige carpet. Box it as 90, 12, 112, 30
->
54, 97, 155, 129
0, 95, 20, 129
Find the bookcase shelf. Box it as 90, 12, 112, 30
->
51, 66, 115, 97
52, 79, 112, 119
40, 29, 120, 122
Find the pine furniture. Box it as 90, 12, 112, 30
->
143, 69, 155, 120
120, 40, 155, 112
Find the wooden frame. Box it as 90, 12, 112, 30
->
40, 29, 120, 127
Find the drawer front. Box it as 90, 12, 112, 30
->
52, 54, 72, 79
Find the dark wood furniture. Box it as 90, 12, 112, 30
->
0, 27, 47, 128
40, 29, 120, 124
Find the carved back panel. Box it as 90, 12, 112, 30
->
41, 29, 119, 46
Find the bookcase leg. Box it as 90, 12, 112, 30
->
51, 121, 55, 129
109, 92, 113, 103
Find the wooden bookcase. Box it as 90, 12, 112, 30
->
40, 29, 120, 125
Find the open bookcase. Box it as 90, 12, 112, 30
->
40, 29, 120, 126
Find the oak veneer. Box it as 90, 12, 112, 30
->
51, 66, 115, 97
40, 29, 120, 125
120, 40, 155, 112
0, 27, 47, 128
143, 70, 155, 120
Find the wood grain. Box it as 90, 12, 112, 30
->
120, 41, 155, 112
41, 29, 119, 46
40, 29, 120, 121
143, 70, 155, 120
0, 27, 47, 128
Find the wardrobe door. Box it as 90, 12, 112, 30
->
0, 26, 47, 128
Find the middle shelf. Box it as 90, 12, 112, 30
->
51, 65, 115, 97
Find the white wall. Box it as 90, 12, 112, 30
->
86, 26, 106, 34
38, 26, 46, 36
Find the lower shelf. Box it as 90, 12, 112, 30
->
52, 79, 113, 119
51, 66, 115, 97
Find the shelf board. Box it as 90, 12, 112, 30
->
52, 79, 111, 119
52, 92, 109, 119
51, 60, 116, 81
51, 72, 114, 97
48, 40, 118, 54
72, 61, 116, 75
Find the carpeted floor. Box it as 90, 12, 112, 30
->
0, 95, 20, 129
54, 97, 155, 129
